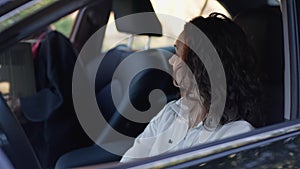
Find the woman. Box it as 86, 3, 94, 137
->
121, 13, 263, 162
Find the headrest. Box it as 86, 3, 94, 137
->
112, 0, 162, 36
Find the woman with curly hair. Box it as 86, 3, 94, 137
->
121, 13, 263, 162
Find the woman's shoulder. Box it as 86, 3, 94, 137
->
216, 120, 254, 139
224, 120, 254, 129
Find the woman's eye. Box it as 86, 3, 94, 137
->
174, 44, 179, 54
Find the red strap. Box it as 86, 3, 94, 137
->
31, 32, 47, 60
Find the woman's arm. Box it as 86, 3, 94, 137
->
120, 101, 175, 162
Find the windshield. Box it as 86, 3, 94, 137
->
0, 0, 31, 16
0, 0, 58, 33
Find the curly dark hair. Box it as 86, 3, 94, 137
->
180, 13, 265, 128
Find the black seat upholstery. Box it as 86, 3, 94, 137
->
96, 45, 178, 137
56, 0, 179, 166
234, 6, 284, 126
95, 45, 132, 121
55, 46, 178, 169
95, 0, 175, 138
55, 145, 120, 169
55, 0, 179, 167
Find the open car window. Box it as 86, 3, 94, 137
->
112, 0, 300, 168
0, 0, 300, 168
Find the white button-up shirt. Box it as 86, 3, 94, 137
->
121, 99, 254, 162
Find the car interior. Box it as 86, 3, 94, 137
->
0, 0, 287, 169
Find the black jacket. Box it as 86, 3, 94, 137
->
20, 31, 92, 168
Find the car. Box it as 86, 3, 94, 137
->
0, 0, 299, 169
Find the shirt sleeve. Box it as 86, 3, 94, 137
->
120, 101, 174, 162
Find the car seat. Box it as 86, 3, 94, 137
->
55, 0, 179, 168
95, 0, 178, 141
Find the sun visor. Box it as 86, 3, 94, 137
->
112, 0, 162, 37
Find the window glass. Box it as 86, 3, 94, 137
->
0, 0, 58, 32
102, 0, 230, 52
151, 0, 231, 37
186, 135, 300, 169
51, 11, 78, 37
0, 43, 36, 98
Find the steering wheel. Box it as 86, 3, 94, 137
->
0, 94, 41, 169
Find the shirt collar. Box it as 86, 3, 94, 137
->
169, 98, 204, 128
169, 98, 188, 120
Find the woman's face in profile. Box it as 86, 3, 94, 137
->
169, 51, 183, 88
169, 32, 186, 88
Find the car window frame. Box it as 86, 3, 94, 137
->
282, 0, 300, 120
111, 119, 300, 168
